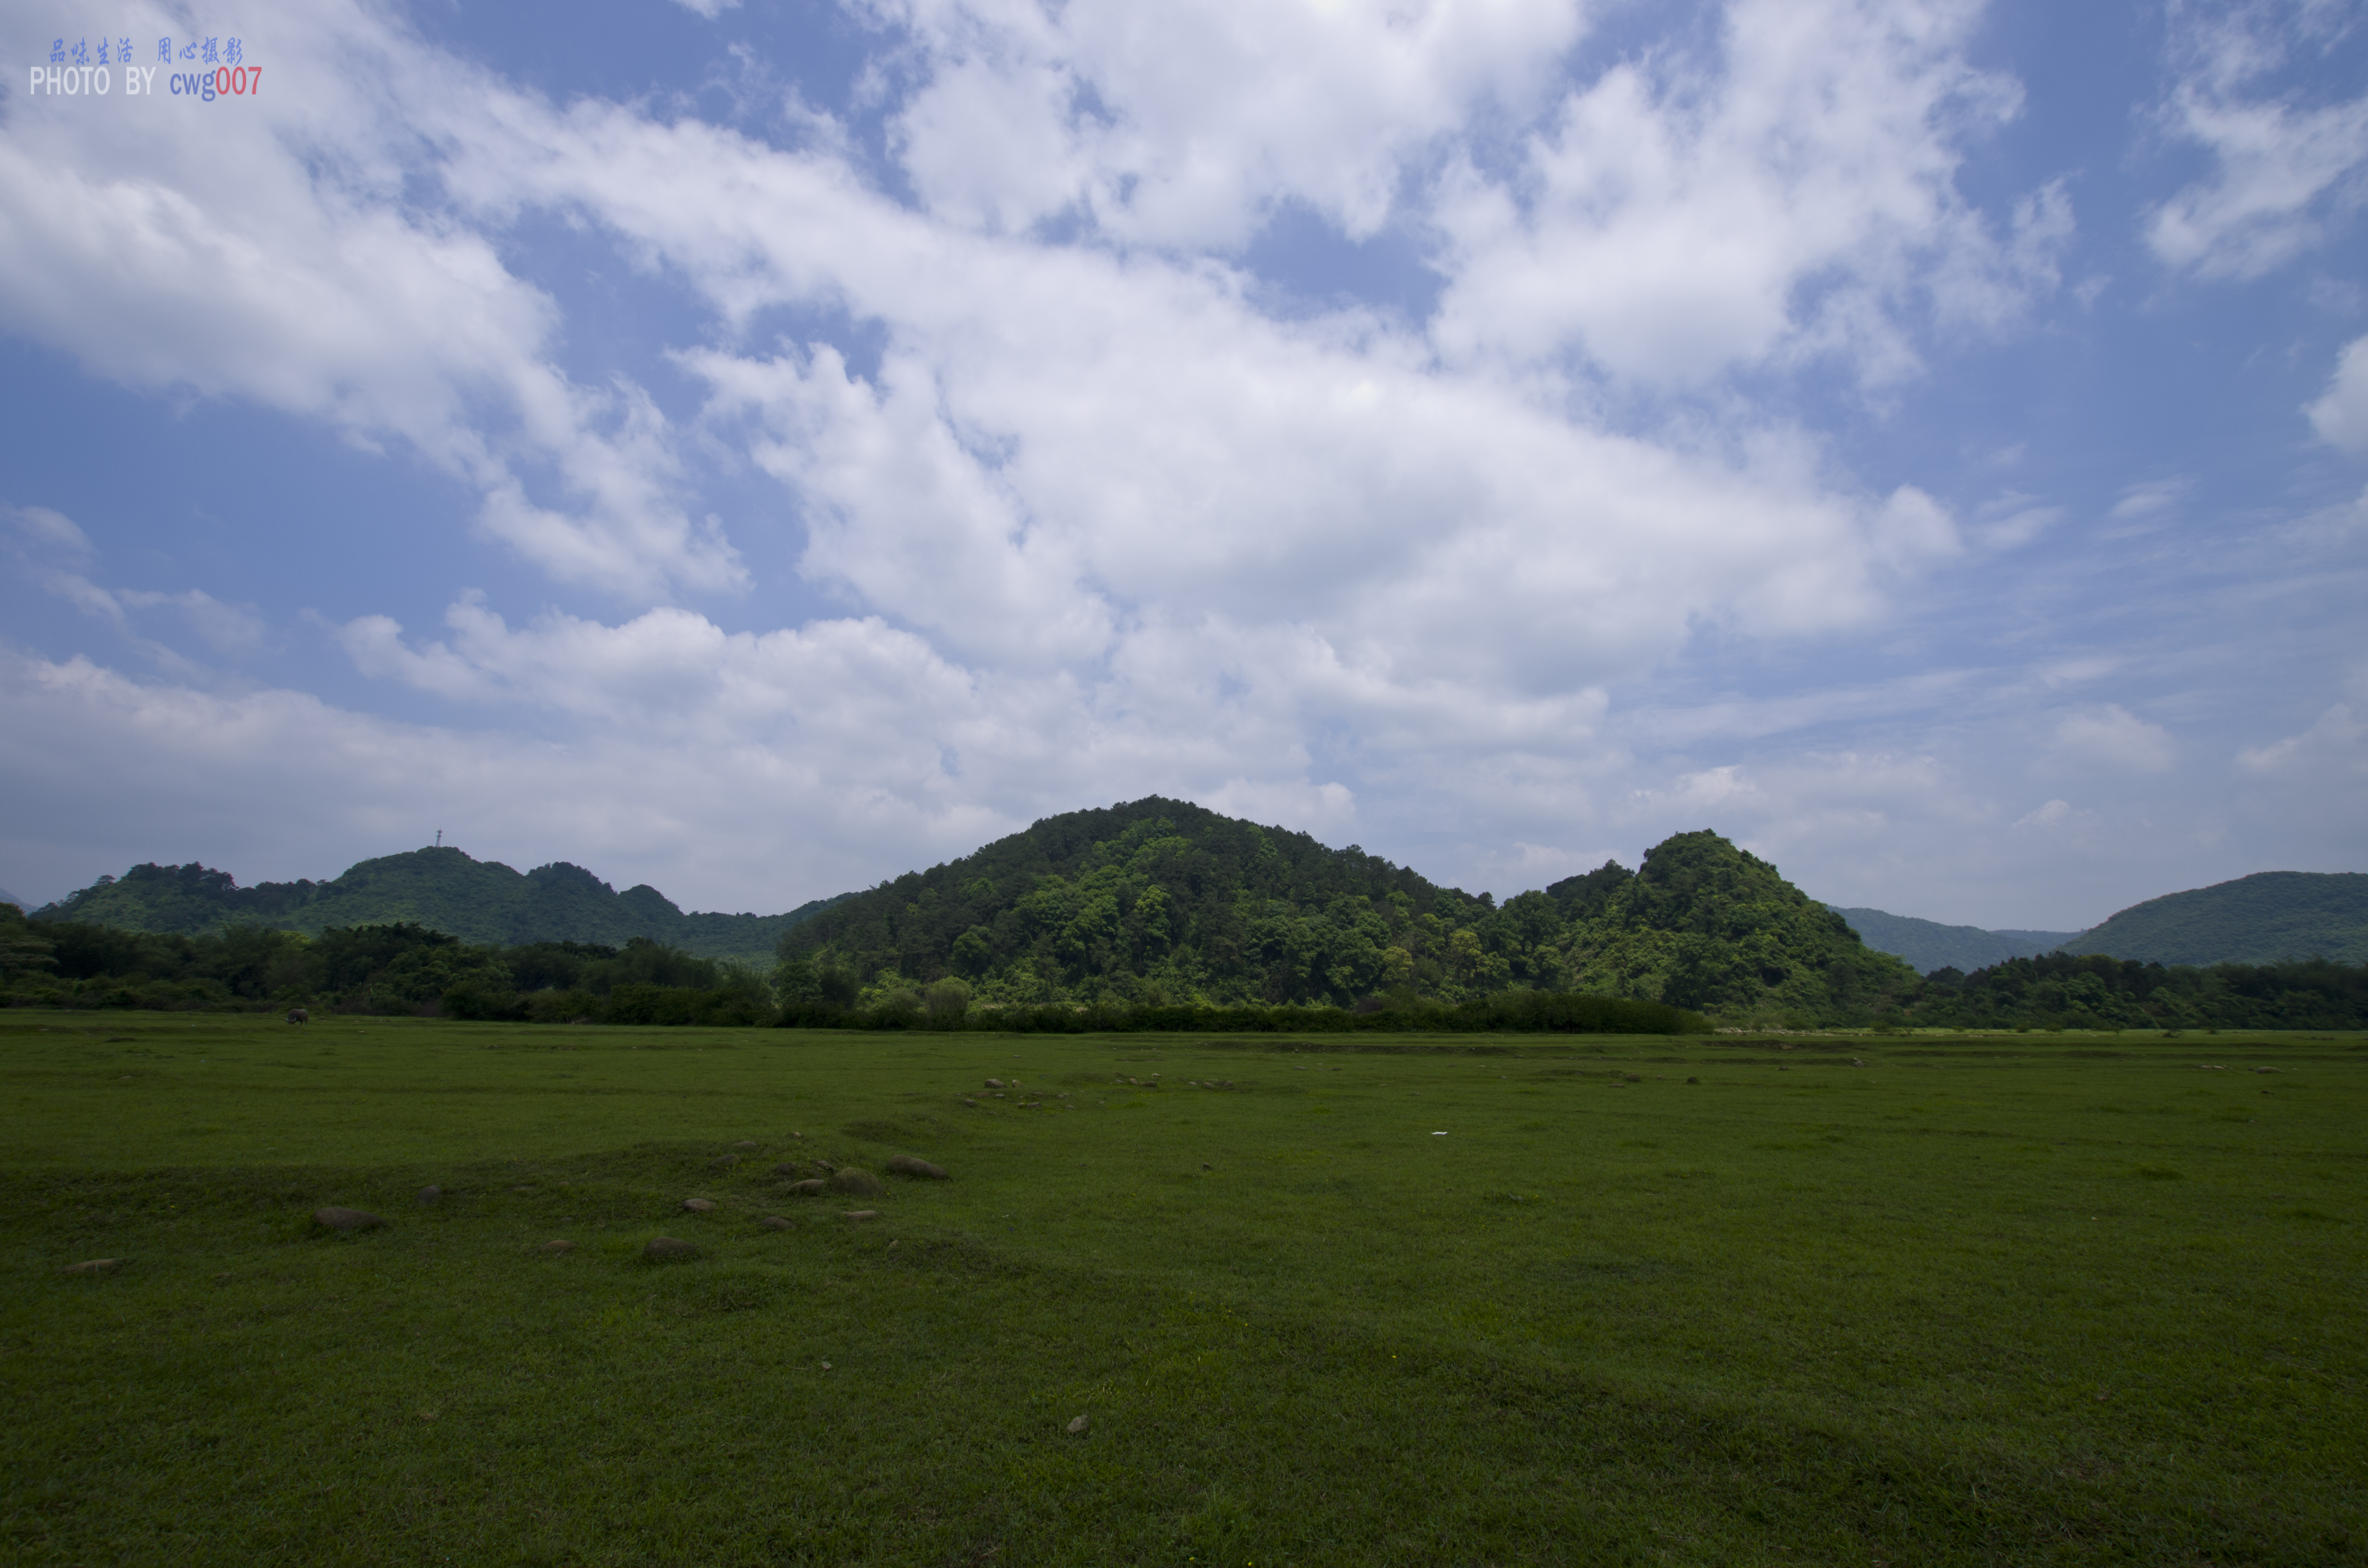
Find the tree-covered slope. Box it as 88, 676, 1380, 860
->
783, 802, 1919, 1020
1558, 833, 1920, 1015
2055, 871, 2368, 965
34, 849, 841, 963
1833, 907, 2080, 974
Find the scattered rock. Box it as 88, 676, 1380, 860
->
1623, 1073, 1643, 1083
786, 1178, 828, 1197
62, 1259, 119, 1275
985, 1078, 1006, 1089
1066, 1414, 1090, 1434
734, 1139, 758, 1148
681, 1197, 716, 1213
708, 1154, 740, 1171
887, 1155, 949, 1180
1685, 1077, 1700, 1085
761, 1215, 792, 1230
417, 1185, 442, 1204
312, 1207, 384, 1233
841, 1210, 879, 1221
962, 1099, 980, 1108
830, 1168, 885, 1198
770, 1161, 808, 1179
541, 1239, 574, 1254
642, 1236, 699, 1262
1201, 1162, 1213, 1170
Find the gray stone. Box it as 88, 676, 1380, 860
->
313, 1207, 384, 1233
62, 1258, 120, 1275
708, 1154, 739, 1171
540, 1239, 574, 1254
681, 1197, 716, 1213
642, 1236, 699, 1262
761, 1215, 792, 1230
985, 1077, 1005, 1088
1066, 1414, 1090, 1434
417, 1185, 442, 1204
887, 1155, 948, 1180
841, 1209, 880, 1221
770, 1161, 808, 1178
734, 1139, 758, 1148
830, 1167, 885, 1197
787, 1178, 828, 1196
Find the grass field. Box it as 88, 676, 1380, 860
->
3, 1012, 2362, 1566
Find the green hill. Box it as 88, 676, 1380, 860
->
1833, 907, 2081, 974
2056, 871, 2368, 965
33, 849, 841, 964
782, 800, 1918, 1021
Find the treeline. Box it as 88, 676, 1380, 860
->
0, 907, 768, 1025
1909, 953, 2368, 1032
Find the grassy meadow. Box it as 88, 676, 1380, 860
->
2, 1011, 2362, 1566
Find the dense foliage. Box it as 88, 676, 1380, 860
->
35, 848, 842, 963
776, 802, 1912, 1023
1905, 952, 2368, 1031
2056, 870, 2368, 966
0, 904, 767, 1024
12, 801, 2363, 1032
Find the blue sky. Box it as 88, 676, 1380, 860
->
1, 0, 2363, 929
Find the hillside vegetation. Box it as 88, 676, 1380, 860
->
34, 848, 839, 963
778, 798, 1917, 1024
2057, 870, 2368, 965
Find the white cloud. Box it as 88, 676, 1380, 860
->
2047, 705, 2177, 773
0, 2, 738, 600
2237, 701, 2367, 779
871, 0, 1584, 248
2146, 0, 2368, 278
1429, 0, 2062, 387
2309, 334, 2368, 449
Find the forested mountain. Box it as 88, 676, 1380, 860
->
2055, 871, 2368, 965
0, 885, 25, 911
34, 848, 841, 963
1834, 908, 2080, 974
779, 799, 1919, 1020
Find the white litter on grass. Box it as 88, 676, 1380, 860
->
1432, 1131, 1447, 1136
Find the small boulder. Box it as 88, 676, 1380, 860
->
642, 1236, 699, 1262
830, 1168, 885, 1198
62, 1259, 119, 1275
734, 1139, 758, 1148
770, 1161, 808, 1179
1066, 1414, 1090, 1434
985, 1078, 1005, 1089
887, 1155, 948, 1180
787, 1179, 828, 1197
417, 1185, 442, 1204
681, 1197, 717, 1213
842, 1210, 879, 1221
313, 1207, 383, 1233
540, 1239, 574, 1254
760, 1215, 792, 1230
708, 1154, 740, 1171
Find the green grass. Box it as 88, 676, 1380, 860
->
3, 1013, 2363, 1566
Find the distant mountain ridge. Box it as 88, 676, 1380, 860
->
2058, 871, 2368, 965
1833, 908, 2081, 975
0, 886, 25, 911
34, 848, 843, 963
